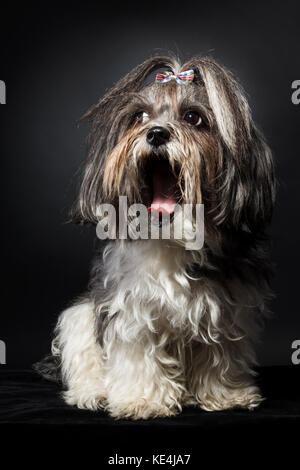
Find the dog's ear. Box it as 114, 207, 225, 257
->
184, 57, 275, 232
215, 126, 275, 233
72, 56, 178, 224
184, 57, 251, 156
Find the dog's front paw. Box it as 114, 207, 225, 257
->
63, 389, 106, 411
197, 385, 264, 412
107, 399, 180, 420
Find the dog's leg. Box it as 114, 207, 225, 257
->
187, 339, 263, 411
53, 302, 106, 410
104, 336, 185, 420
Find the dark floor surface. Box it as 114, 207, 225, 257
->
0, 366, 299, 465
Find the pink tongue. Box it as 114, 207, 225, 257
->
148, 161, 177, 215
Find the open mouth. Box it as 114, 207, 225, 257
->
141, 154, 181, 216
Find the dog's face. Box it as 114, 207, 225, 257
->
75, 56, 275, 237
102, 79, 218, 217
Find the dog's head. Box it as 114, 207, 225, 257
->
74, 56, 275, 236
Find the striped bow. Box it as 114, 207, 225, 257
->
155, 69, 195, 85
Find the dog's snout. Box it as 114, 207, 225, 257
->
146, 126, 170, 147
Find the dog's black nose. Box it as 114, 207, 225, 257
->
146, 127, 170, 147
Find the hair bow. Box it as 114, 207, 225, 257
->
155, 69, 195, 85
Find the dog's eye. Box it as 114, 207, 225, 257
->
134, 111, 149, 123
184, 111, 202, 126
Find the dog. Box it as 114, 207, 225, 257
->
36, 55, 275, 419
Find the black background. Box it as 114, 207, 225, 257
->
1, 1, 300, 368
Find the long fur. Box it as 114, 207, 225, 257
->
35, 55, 275, 419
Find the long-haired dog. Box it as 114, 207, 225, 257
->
36, 55, 275, 419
